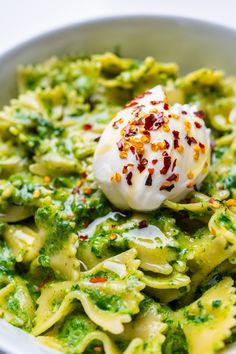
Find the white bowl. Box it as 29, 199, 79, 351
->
0, 15, 236, 354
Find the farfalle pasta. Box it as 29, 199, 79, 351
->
0, 53, 236, 353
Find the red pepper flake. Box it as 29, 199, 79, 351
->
145, 174, 152, 186
163, 102, 169, 110
130, 146, 135, 154
152, 159, 158, 165
117, 139, 124, 151
160, 184, 175, 192
136, 91, 152, 99
125, 100, 138, 108
122, 164, 134, 174
141, 158, 148, 165
166, 173, 179, 182
90, 277, 107, 283
83, 123, 92, 131
162, 151, 168, 157
194, 121, 202, 128
137, 164, 146, 173
144, 114, 156, 130
194, 110, 206, 119
164, 139, 170, 149
138, 220, 148, 229
126, 172, 133, 186
79, 234, 88, 241
112, 121, 119, 129
150, 100, 161, 105
37, 276, 50, 292
72, 186, 80, 194
199, 142, 205, 150
172, 158, 177, 172
137, 157, 148, 173
186, 135, 197, 145
174, 139, 179, 149
144, 113, 164, 131
81, 171, 87, 178
160, 156, 171, 175
134, 117, 143, 125
148, 168, 154, 175
172, 130, 180, 139
182, 110, 187, 115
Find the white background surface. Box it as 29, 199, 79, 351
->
0, 0, 236, 54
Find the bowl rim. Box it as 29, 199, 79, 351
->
1, 14, 236, 64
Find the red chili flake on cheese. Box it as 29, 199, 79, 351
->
136, 91, 152, 99
182, 110, 187, 115
186, 136, 197, 145
137, 158, 148, 173
141, 158, 148, 165
172, 130, 180, 139
81, 171, 87, 178
126, 172, 133, 185
199, 142, 205, 149
138, 220, 148, 229
79, 235, 88, 241
164, 139, 170, 149
160, 156, 171, 175
150, 100, 160, 105
130, 146, 135, 154
163, 102, 169, 110
148, 168, 154, 175
194, 121, 202, 128
160, 184, 175, 192
83, 123, 92, 131
145, 174, 153, 186
194, 110, 206, 119
166, 173, 179, 182
174, 139, 179, 149
122, 166, 127, 174
90, 277, 107, 283
152, 159, 158, 165
112, 121, 119, 129
117, 139, 124, 151
122, 163, 134, 174
172, 158, 177, 171
144, 114, 157, 130
125, 100, 138, 108
137, 164, 146, 173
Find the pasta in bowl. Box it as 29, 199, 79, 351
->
1, 50, 236, 354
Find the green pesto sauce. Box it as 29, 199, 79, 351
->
0, 52, 236, 354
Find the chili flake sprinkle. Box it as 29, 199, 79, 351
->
83, 123, 93, 131
104, 86, 209, 206
160, 183, 175, 192
194, 121, 202, 128
138, 220, 148, 229
90, 277, 107, 283
126, 172, 133, 185
160, 156, 171, 175
194, 110, 206, 119
145, 174, 153, 186
79, 235, 88, 241
166, 173, 179, 182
